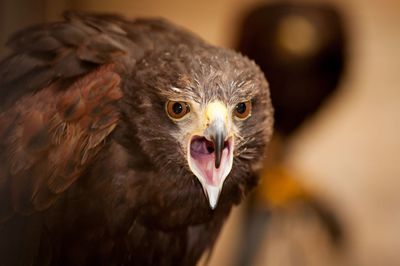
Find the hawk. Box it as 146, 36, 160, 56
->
0, 12, 273, 265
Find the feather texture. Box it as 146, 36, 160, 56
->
0, 12, 273, 265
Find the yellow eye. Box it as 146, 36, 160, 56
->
234, 101, 252, 120
166, 101, 190, 120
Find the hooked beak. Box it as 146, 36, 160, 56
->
212, 130, 224, 169
207, 109, 228, 169
187, 101, 234, 209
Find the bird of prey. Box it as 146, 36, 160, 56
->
0, 12, 273, 265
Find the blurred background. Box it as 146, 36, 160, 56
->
1, 0, 399, 265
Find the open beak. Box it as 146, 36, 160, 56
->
188, 101, 234, 209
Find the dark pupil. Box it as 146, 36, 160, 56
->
236, 102, 246, 114
172, 102, 183, 114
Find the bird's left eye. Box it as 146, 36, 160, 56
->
166, 101, 190, 120
234, 101, 252, 120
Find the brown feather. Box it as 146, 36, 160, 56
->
0, 12, 273, 266
0, 64, 122, 217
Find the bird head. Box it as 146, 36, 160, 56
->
166, 99, 236, 209
127, 45, 273, 211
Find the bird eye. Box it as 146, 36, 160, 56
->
234, 101, 252, 120
166, 101, 190, 120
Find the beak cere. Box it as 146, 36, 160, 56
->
188, 101, 234, 209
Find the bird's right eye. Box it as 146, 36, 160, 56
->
166, 101, 190, 120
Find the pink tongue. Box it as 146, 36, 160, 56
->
190, 137, 214, 154
190, 138, 229, 186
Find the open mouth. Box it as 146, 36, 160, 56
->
188, 136, 234, 208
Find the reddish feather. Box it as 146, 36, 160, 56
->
0, 65, 122, 218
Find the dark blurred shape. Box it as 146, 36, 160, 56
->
0, 0, 47, 54
235, 2, 347, 266
238, 1, 346, 136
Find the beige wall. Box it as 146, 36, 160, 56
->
68, 0, 263, 48
287, 0, 400, 265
